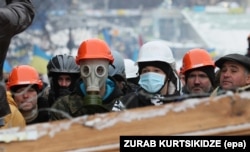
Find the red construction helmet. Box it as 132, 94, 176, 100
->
182, 48, 215, 74
75, 38, 114, 65
7, 65, 43, 90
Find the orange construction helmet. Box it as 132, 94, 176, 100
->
75, 38, 114, 65
182, 48, 215, 74
7, 65, 43, 90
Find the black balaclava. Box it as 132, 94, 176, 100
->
50, 73, 79, 100
138, 61, 171, 76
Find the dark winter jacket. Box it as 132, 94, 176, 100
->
50, 77, 123, 120
0, 0, 35, 80
123, 81, 140, 94
112, 87, 180, 111
0, 0, 35, 118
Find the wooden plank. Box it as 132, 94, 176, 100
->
1, 92, 250, 151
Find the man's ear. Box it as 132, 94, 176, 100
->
246, 73, 250, 85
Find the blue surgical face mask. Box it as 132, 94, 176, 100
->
138, 72, 166, 93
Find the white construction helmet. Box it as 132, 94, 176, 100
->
137, 39, 176, 69
124, 58, 139, 79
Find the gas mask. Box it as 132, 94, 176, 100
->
80, 59, 109, 93
79, 59, 110, 114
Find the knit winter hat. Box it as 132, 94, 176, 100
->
185, 66, 215, 87
10, 84, 39, 93
138, 61, 171, 76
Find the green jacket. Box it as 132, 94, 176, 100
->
50, 78, 123, 120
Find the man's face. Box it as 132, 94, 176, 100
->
220, 61, 250, 90
186, 70, 212, 94
13, 85, 38, 112
58, 74, 71, 87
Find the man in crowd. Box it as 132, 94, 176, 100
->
46, 54, 80, 107
7, 65, 50, 124
181, 48, 215, 95
50, 38, 123, 120
211, 53, 250, 96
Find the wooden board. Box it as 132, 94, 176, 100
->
1, 91, 250, 151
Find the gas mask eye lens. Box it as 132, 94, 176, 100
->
81, 65, 90, 77
95, 65, 106, 77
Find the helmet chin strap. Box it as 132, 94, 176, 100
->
165, 70, 180, 95
158, 78, 169, 95
167, 81, 176, 95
